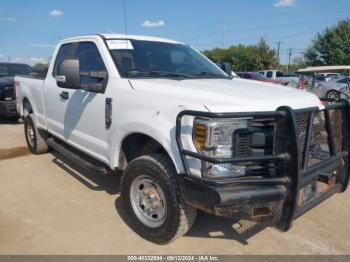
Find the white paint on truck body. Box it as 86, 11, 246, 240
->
15, 34, 322, 175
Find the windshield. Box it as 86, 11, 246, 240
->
315, 74, 326, 81
109, 40, 228, 79
0, 64, 32, 77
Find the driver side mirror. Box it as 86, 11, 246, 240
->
56, 58, 81, 89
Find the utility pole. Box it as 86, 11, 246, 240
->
276, 41, 283, 64
287, 48, 292, 72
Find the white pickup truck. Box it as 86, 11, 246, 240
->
258, 70, 300, 87
15, 34, 350, 244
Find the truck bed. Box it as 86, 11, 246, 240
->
15, 75, 46, 129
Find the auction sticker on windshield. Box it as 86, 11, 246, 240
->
107, 40, 134, 50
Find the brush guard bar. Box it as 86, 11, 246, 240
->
175, 100, 350, 230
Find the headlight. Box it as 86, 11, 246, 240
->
193, 118, 250, 178
193, 118, 249, 157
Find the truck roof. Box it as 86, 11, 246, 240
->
62, 34, 183, 45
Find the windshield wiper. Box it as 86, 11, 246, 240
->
127, 70, 193, 78
195, 72, 230, 79
149, 71, 194, 78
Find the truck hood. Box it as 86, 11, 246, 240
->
129, 78, 322, 112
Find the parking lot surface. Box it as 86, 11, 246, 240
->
0, 120, 349, 255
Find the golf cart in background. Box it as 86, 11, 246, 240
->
297, 66, 350, 101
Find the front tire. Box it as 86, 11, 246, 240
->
121, 154, 197, 244
24, 114, 49, 154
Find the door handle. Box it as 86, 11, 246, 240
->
60, 91, 69, 100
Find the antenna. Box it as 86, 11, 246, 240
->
123, 0, 128, 38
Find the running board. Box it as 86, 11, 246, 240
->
47, 137, 109, 175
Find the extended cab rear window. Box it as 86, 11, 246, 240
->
52, 43, 74, 76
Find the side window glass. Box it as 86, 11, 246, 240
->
266, 71, 273, 78
337, 78, 348, 84
74, 42, 108, 90
53, 43, 73, 76
276, 71, 284, 77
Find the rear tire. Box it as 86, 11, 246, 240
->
121, 154, 197, 244
326, 90, 340, 100
24, 114, 49, 154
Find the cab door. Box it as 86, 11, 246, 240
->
45, 42, 77, 140
45, 41, 111, 163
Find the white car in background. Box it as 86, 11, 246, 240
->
318, 73, 342, 81
313, 76, 350, 100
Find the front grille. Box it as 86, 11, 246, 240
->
308, 111, 330, 166
234, 132, 250, 157
295, 112, 309, 163
329, 109, 343, 153
295, 109, 344, 169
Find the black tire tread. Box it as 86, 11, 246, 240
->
121, 153, 196, 244
24, 114, 49, 155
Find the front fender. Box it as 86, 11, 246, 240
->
111, 120, 183, 174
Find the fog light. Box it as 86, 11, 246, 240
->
206, 163, 245, 178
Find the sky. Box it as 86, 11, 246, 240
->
0, 0, 349, 65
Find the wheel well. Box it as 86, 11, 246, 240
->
326, 89, 340, 94
119, 133, 168, 169
22, 97, 33, 114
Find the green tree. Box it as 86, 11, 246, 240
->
305, 19, 350, 66
203, 38, 278, 71
228, 44, 256, 71
202, 48, 230, 64
253, 38, 278, 70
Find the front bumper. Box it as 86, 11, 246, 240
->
0, 100, 18, 117
176, 101, 350, 231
